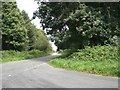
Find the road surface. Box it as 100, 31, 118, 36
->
0, 54, 118, 88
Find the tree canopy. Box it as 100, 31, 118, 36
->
2, 2, 28, 50
35, 2, 120, 50
2, 2, 52, 52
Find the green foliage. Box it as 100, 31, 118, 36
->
68, 45, 118, 61
31, 29, 52, 52
1, 50, 50, 63
2, 2, 52, 52
58, 49, 76, 58
2, 2, 28, 50
49, 59, 118, 77
109, 36, 119, 46
35, 2, 120, 50
49, 45, 119, 77
21, 10, 52, 52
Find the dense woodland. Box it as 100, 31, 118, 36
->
1, 2, 52, 52
34, 2, 120, 50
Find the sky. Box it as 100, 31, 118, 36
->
16, 0, 40, 28
16, 0, 57, 51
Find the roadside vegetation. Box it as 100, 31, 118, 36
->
49, 45, 119, 77
0, 50, 51, 63
35, 2, 119, 77
1, 2, 52, 63
1, 1, 119, 77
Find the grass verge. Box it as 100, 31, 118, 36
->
48, 45, 119, 77
0, 50, 51, 63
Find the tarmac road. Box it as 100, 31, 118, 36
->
0, 54, 118, 88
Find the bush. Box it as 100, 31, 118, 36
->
1, 50, 51, 63
68, 45, 118, 61
59, 49, 76, 58
49, 45, 119, 77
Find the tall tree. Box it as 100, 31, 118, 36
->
21, 10, 35, 50
2, 2, 28, 50
1, 1, 52, 52
21, 10, 52, 51
35, 2, 120, 50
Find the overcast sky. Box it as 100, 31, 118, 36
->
16, 0, 41, 29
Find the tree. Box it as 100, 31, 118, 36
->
33, 28, 52, 52
2, 2, 28, 50
21, 10, 35, 50
21, 10, 52, 51
35, 2, 120, 50
2, 2, 52, 52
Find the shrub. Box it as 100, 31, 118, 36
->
1, 50, 51, 63
49, 45, 119, 77
68, 45, 118, 61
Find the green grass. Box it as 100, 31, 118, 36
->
0, 50, 51, 63
48, 45, 119, 77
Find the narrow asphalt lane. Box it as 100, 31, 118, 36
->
0, 54, 118, 88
